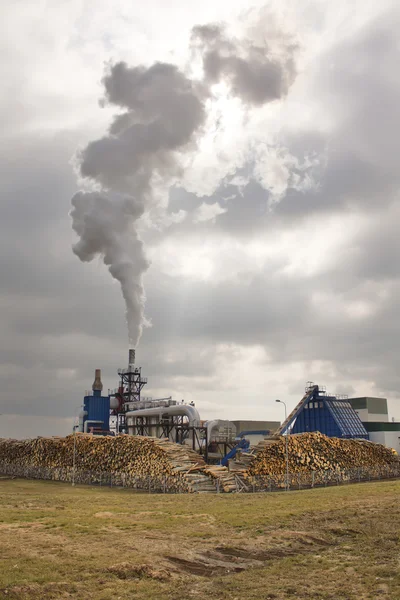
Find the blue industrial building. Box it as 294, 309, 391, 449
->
81, 369, 110, 433
277, 383, 369, 439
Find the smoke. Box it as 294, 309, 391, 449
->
70, 62, 205, 347
191, 23, 297, 105
79, 62, 206, 195
70, 16, 298, 347
70, 191, 149, 345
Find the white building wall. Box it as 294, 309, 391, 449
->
353, 409, 369, 421
366, 413, 389, 423
353, 409, 388, 422
369, 431, 400, 454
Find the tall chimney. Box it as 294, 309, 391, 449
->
92, 369, 103, 392
129, 348, 135, 369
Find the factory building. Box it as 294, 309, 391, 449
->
348, 397, 389, 422
277, 383, 369, 439
79, 369, 110, 434
348, 397, 400, 454
276, 387, 399, 453
77, 355, 399, 460
78, 351, 242, 463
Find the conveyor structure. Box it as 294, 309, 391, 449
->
220, 438, 250, 466
276, 382, 369, 439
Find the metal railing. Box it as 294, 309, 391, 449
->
234, 464, 400, 492
0, 462, 399, 493
0, 462, 187, 493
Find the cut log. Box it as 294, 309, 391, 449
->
242, 432, 399, 486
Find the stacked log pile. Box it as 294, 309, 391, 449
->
242, 432, 399, 487
1, 432, 398, 493
203, 465, 238, 492
0, 434, 218, 493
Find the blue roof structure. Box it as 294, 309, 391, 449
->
279, 384, 368, 439
324, 398, 368, 438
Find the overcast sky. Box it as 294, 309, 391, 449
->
1, 0, 400, 439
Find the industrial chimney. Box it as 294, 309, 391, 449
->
129, 348, 135, 369
92, 369, 103, 393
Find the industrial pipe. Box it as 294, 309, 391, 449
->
205, 420, 236, 443
78, 410, 88, 433
125, 404, 201, 428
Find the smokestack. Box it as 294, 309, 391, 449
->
92, 369, 103, 392
70, 19, 298, 348
129, 348, 135, 369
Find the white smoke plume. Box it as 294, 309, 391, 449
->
70, 191, 149, 345
70, 17, 298, 347
191, 23, 298, 105
70, 62, 205, 347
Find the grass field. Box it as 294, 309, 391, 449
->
0, 478, 399, 599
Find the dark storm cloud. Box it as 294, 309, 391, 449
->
143, 270, 310, 347
276, 8, 400, 217
0, 133, 128, 419
150, 6, 400, 406
2, 3, 400, 435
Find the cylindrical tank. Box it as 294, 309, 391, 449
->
110, 396, 119, 410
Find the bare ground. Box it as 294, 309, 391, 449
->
0, 478, 399, 599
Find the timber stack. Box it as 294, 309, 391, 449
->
241, 432, 399, 487
203, 465, 238, 492
1, 432, 398, 492
0, 434, 218, 493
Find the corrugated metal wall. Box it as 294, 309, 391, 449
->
292, 401, 342, 437
291, 397, 369, 439
84, 394, 110, 431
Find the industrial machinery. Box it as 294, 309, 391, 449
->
220, 438, 250, 466
107, 350, 237, 460
275, 382, 369, 439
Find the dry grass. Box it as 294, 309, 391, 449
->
0, 478, 399, 599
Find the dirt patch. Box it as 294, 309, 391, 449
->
266, 529, 333, 546
166, 555, 246, 576
0, 523, 45, 531
0, 584, 42, 598
1, 479, 399, 599
211, 546, 296, 561
295, 534, 332, 547
106, 562, 171, 581
327, 527, 362, 537
0, 583, 75, 600
166, 545, 303, 577
166, 534, 335, 578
